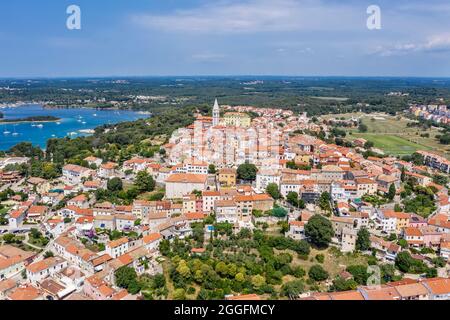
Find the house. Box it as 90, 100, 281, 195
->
67, 194, 89, 209
218, 168, 237, 187
115, 215, 137, 232
62, 164, 93, 185
355, 178, 378, 197
106, 237, 129, 259
393, 282, 429, 300
7, 284, 43, 301
165, 174, 208, 199
26, 205, 48, 223
99, 162, 119, 179
286, 221, 305, 240
0, 279, 17, 299
215, 200, 238, 224
0, 245, 35, 280
280, 179, 302, 198
202, 191, 221, 213
321, 165, 345, 181
94, 215, 116, 231
440, 241, 450, 260
256, 170, 281, 192
41, 192, 64, 206
26, 257, 68, 284
83, 273, 115, 300
377, 210, 410, 234
83, 180, 104, 192
58, 206, 92, 219
422, 278, 450, 300
376, 174, 400, 194
182, 194, 198, 214
8, 208, 27, 229
341, 227, 357, 252
143, 233, 162, 251
405, 171, 432, 187
84, 156, 102, 168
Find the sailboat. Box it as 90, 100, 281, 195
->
12, 125, 19, 136
3, 126, 11, 135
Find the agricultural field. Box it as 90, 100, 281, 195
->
323, 112, 450, 158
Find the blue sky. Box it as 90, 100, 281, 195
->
1, 0, 450, 77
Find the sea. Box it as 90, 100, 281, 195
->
0, 104, 149, 150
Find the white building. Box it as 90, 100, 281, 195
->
165, 174, 208, 199
106, 238, 129, 259
256, 170, 281, 192
26, 257, 68, 284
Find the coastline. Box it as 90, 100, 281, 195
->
0, 119, 61, 125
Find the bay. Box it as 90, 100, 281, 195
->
0, 104, 148, 150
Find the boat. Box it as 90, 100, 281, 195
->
93, 114, 97, 117
36, 124, 44, 128
82, 121, 86, 124
12, 125, 19, 136
3, 128, 11, 135
56, 121, 61, 125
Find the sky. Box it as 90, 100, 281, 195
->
0, 0, 450, 77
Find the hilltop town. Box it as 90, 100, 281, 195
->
0, 100, 449, 301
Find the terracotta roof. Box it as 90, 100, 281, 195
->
26, 257, 66, 273
165, 173, 208, 184
107, 237, 129, 249
394, 282, 428, 298
142, 233, 162, 244
423, 278, 450, 295
8, 285, 41, 300
226, 294, 261, 300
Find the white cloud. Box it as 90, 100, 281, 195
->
131, 0, 360, 34
191, 53, 227, 62
372, 34, 450, 56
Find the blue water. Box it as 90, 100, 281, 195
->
0, 104, 148, 150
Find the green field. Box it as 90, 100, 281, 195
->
350, 133, 430, 155
324, 112, 450, 158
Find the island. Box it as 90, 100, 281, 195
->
0, 115, 61, 124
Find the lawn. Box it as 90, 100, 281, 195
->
325, 112, 450, 158
349, 133, 429, 155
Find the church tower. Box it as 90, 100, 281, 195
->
212, 98, 220, 126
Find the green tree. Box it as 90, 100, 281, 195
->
271, 207, 288, 218
237, 163, 258, 181
281, 280, 305, 297
346, 265, 369, 285
266, 183, 281, 200
388, 184, 396, 201
208, 164, 217, 174
135, 171, 155, 192
318, 192, 332, 213
305, 215, 334, 247
107, 177, 123, 192
358, 123, 368, 133
44, 251, 54, 258
308, 265, 329, 281
173, 288, 186, 300
115, 266, 140, 292
356, 227, 371, 251
251, 275, 266, 289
